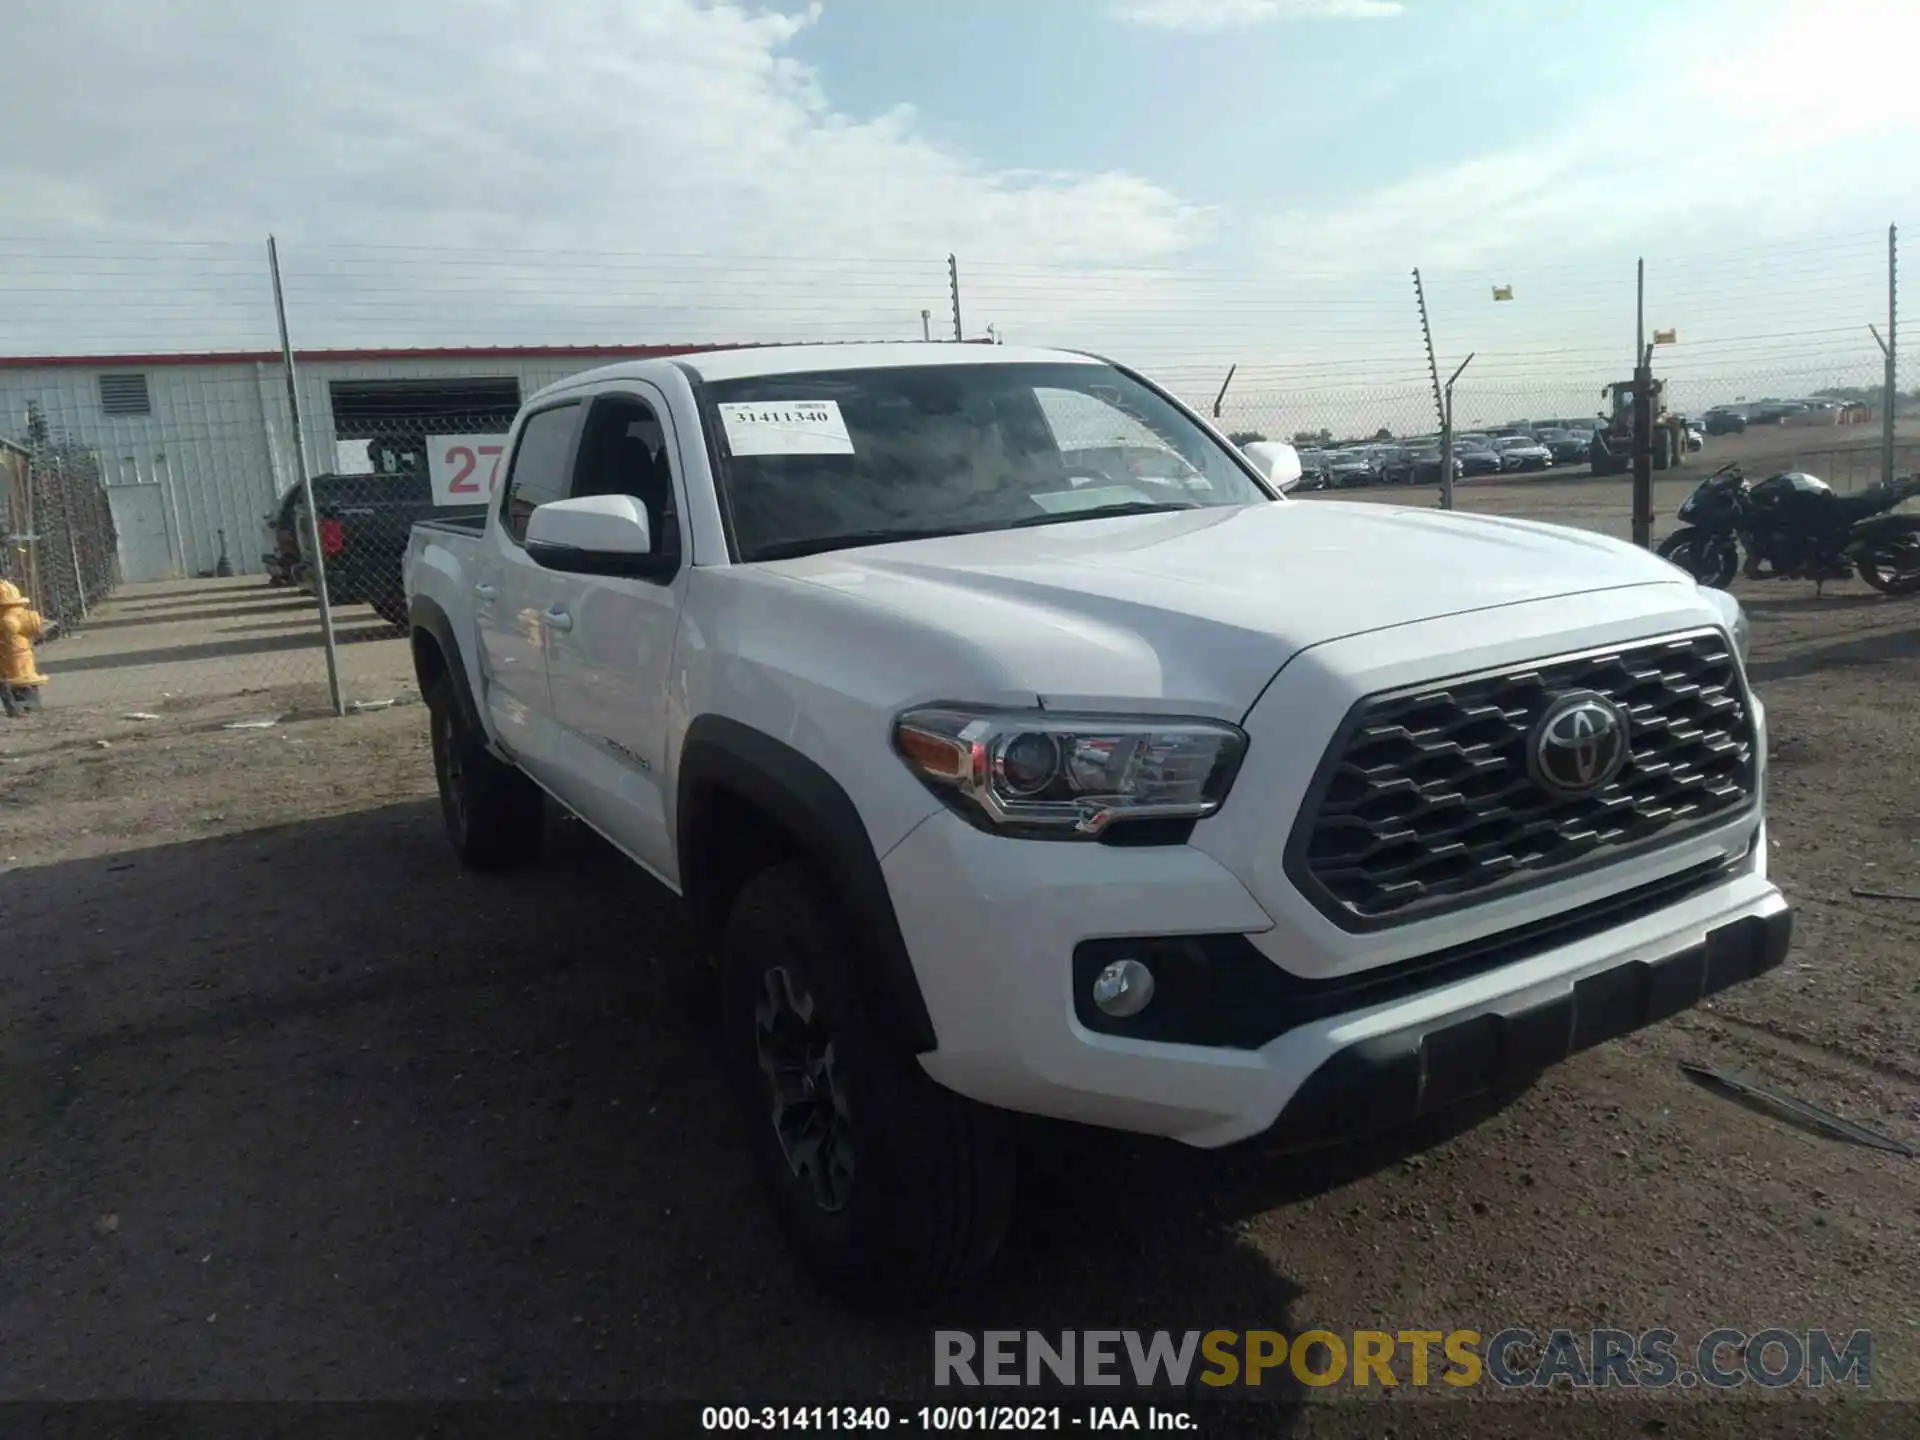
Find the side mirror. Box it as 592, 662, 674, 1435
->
1240, 440, 1304, 494
525, 494, 661, 576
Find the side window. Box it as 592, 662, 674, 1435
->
568, 394, 681, 563
501, 403, 582, 544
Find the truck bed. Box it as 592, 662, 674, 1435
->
414, 513, 489, 538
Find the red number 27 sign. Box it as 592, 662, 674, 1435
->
427, 434, 510, 508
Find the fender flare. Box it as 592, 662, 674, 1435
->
677, 715, 938, 1054
408, 592, 487, 741
1847, 513, 1920, 549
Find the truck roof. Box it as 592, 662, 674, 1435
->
534, 341, 1101, 403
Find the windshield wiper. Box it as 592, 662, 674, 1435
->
746, 525, 985, 562
1005, 500, 1199, 529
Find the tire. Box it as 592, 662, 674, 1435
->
720, 861, 1016, 1309
1856, 535, 1920, 595
426, 679, 544, 869
1658, 528, 1740, 589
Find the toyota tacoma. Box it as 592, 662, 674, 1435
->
403, 342, 1788, 1306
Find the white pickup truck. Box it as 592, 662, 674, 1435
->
403, 342, 1789, 1306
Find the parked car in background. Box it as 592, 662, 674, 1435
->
1381, 447, 1463, 486
1370, 446, 1416, 485
1746, 401, 1808, 425
1454, 440, 1505, 477
1494, 435, 1554, 472
1295, 448, 1334, 489
1686, 423, 1705, 452
263, 484, 306, 587
297, 470, 488, 626
1703, 406, 1748, 435
1325, 449, 1379, 488
1538, 429, 1593, 465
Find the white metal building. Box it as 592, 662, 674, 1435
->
0, 345, 711, 582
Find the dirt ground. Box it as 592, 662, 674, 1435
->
3, 484, 1919, 1427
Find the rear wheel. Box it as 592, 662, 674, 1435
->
427, 679, 544, 869
720, 862, 1016, 1309
1857, 535, 1920, 595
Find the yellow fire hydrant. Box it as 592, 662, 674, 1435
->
0, 579, 48, 713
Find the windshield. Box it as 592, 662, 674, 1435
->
702, 362, 1271, 562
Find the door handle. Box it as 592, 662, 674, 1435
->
543, 606, 573, 633
472, 582, 496, 600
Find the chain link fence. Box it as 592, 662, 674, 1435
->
0, 229, 1911, 720
295, 412, 514, 709
1, 428, 120, 635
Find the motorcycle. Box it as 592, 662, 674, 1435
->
1657, 463, 1920, 595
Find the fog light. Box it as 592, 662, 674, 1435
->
1091, 958, 1155, 1018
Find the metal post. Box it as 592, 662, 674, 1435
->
1212, 365, 1236, 420
921, 309, 931, 342
1886, 224, 1898, 486
22, 452, 40, 611
1413, 269, 1444, 433
268, 234, 346, 716
1632, 341, 1655, 549
1636, 257, 1645, 371
1440, 353, 1474, 512
948, 254, 964, 342
53, 457, 87, 618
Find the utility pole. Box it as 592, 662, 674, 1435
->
1441, 353, 1474, 513
1636, 256, 1645, 376
948, 254, 963, 342
269, 234, 345, 715
921, 309, 931, 342
1886, 225, 1898, 487
1627, 258, 1655, 548
1632, 339, 1655, 550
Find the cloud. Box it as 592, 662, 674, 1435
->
1257, 0, 1920, 279
1111, 0, 1403, 31
0, 0, 1216, 352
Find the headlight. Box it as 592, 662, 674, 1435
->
1701, 586, 1749, 665
892, 707, 1248, 838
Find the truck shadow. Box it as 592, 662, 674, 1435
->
1, 801, 1328, 1420
1743, 622, 1920, 685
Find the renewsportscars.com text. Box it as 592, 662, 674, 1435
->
933, 1328, 1872, 1390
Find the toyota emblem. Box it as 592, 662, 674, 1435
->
1529, 692, 1630, 798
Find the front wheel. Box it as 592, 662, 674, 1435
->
426, 680, 545, 869
721, 862, 1016, 1309
1658, 527, 1740, 589
1857, 534, 1920, 595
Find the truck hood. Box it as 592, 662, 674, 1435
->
764, 501, 1689, 717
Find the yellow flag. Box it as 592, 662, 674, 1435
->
1491, 285, 1513, 301
1653, 328, 1677, 345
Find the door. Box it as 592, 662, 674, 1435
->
542, 388, 688, 880
107, 482, 175, 582
475, 400, 582, 779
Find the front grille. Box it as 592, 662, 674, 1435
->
1287, 631, 1757, 930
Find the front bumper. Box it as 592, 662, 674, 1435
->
1263, 902, 1789, 1148
887, 808, 1788, 1149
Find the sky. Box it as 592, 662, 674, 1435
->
2, 0, 1915, 431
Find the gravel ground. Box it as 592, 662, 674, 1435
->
3, 488, 1918, 1429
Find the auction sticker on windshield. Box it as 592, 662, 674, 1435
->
717, 400, 856, 456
